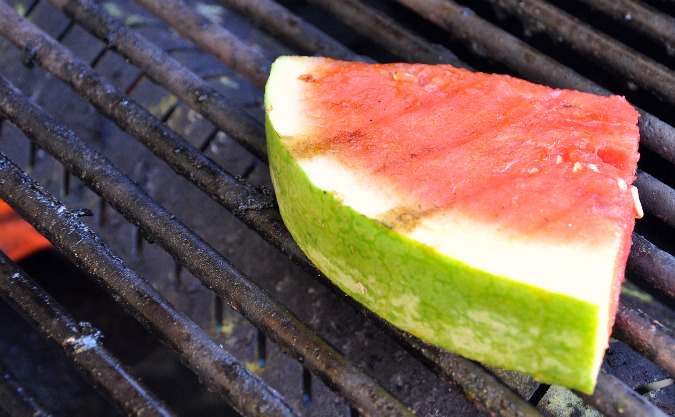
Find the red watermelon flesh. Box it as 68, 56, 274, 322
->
265, 56, 640, 393
290, 61, 637, 242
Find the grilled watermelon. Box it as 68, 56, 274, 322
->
264, 56, 640, 393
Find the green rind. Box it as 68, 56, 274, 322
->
266, 114, 599, 394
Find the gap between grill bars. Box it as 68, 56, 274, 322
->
0, 2, 673, 411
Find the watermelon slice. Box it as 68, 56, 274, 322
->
265, 56, 640, 393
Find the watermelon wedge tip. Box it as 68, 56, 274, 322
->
265, 56, 640, 394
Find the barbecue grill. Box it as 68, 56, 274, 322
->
0, 0, 673, 416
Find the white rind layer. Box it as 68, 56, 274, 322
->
264, 57, 311, 140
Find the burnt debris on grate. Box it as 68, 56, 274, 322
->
0, 0, 674, 416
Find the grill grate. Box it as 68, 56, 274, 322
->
0, 248, 177, 417
0, 0, 674, 416
482, 0, 675, 105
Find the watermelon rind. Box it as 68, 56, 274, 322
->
265, 56, 638, 394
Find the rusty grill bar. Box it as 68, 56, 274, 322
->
0, 0, 674, 416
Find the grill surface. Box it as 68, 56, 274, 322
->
0, 0, 674, 416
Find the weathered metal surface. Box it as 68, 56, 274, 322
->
0, 250, 178, 417
613, 303, 675, 377
48, 0, 268, 161
634, 170, 675, 229
134, 0, 272, 89
569, 0, 675, 56
576, 369, 670, 417
0, 159, 297, 416
0, 0, 319, 276
484, 0, 675, 106
0, 114, 297, 417
628, 234, 675, 299
306, 0, 464, 67
218, 0, 367, 62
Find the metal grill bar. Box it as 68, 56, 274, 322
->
393, 0, 605, 92
627, 234, 675, 299
47, 0, 267, 161
217, 0, 368, 62
482, 0, 675, 106
568, 0, 675, 54
634, 170, 675, 229
141, 0, 464, 69
0, 361, 51, 417
391, 0, 675, 165
0, 74, 300, 417
577, 369, 670, 417
613, 303, 675, 376
305, 0, 464, 66
0, 154, 296, 417
134, 0, 271, 89
0, 1, 308, 273
0, 58, 415, 417
0, 250, 178, 417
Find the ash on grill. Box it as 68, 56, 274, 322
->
0, 0, 673, 416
